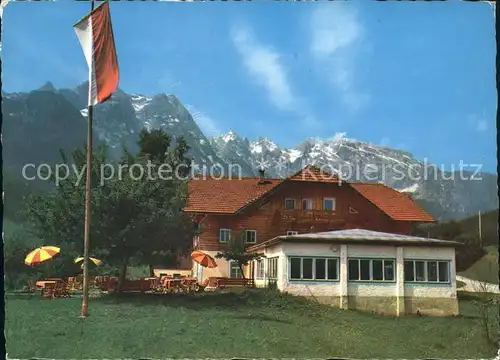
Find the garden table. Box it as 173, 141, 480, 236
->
35, 280, 57, 288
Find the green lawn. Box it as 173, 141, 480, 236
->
459, 246, 499, 285
6, 290, 499, 359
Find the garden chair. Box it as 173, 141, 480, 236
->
67, 277, 75, 290
27, 279, 37, 293
74, 276, 84, 290
42, 282, 56, 299
53, 281, 71, 298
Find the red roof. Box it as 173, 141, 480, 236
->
184, 165, 434, 222
349, 183, 434, 222
288, 165, 341, 183
185, 177, 282, 214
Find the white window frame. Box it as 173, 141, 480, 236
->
284, 198, 296, 210
349, 206, 358, 214
219, 228, 231, 244
288, 256, 339, 282
244, 230, 257, 244
286, 230, 298, 236
266, 257, 279, 280
323, 197, 336, 211
302, 198, 313, 210
404, 259, 450, 283
228, 260, 242, 279
347, 258, 396, 282
255, 259, 265, 280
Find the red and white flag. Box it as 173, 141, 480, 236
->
74, 1, 119, 106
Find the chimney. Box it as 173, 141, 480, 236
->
258, 167, 265, 184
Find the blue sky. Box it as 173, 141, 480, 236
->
3, 1, 497, 172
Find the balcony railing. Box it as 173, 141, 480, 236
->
280, 209, 339, 222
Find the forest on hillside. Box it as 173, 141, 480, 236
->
412, 209, 498, 271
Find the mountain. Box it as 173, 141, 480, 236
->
2, 84, 92, 173
4, 82, 228, 171
212, 130, 498, 221
3, 83, 498, 222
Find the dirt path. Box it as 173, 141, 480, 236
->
456, 275, 500, 294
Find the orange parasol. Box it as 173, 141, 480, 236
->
191, 250, 217, 268
24, 246, 60, 266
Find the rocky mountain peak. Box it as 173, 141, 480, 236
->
3, 82, 498, 221
38, 81, 57, 93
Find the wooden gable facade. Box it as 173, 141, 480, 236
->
184, 166, 435, 252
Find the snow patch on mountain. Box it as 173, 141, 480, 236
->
285, 149, 302, 163
222, 130, 238, 143
130, 94, 152, 112
399, 183, 420, 193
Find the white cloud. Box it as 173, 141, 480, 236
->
330, 132, 348, 141
231, 25, 295, 111
380, 137, 390, 146
476, 120, 488, 132
468, 113, 489, 132
310, 4, 369, 111
231, 24, 318, 128
310, 5, 361, 58
186, 105, 221, 137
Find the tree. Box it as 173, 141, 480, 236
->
470, 272, 500, 350
3, 221, 41, 290
454, 233, 486, 272
24, 129, 196, 291
215, 230, 263, 280
137, 128, 170, 163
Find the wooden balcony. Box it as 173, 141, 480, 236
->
279, 209, 341, 223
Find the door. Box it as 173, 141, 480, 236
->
229, 261, 243, 278
196, 263, 203, 283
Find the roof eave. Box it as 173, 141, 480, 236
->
247, 236, 461, 251
184, 210, 236, 215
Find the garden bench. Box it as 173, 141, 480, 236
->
216, 278, 254, 289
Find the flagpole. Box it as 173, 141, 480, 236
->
80, 0, 95, 318
478, 210, 483, 248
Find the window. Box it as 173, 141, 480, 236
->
404, 260, 414, 282
372, 260, 383, 281
427, 262, 438, 282
284, 198, 296, 210
360, 259, 371, 280
302, 198, 313, 210
415, 261, 426, 281
323, 198, 336, 211
267, 257, 278, 280
404, 260, 450, 283
245, 230, 257, 244
286, 231, 298, 236
289, 257, 339, 281
349, 207, 358, 214
303, 258, 313, 279
348, 259, 396, 282
219, 229, 231, 243
438, 262, 449, 282
255, 259, 264, 280
229, 261, 242, 279
348, 260, 359, 281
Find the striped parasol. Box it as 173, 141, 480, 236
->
191, 250, 217, 268
24, 246, 60, 266
74, 257, 102, 266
